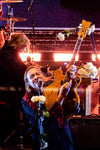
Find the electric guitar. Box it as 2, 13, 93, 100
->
43, 20, 95, 111
64, 20, 95, 108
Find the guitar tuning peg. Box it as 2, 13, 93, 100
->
91, 24, 95, 32
87, 24, 95, 35
78, 24, 82, 28
88, 28, 92, 35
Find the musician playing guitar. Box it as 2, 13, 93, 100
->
44, 19, 95, 118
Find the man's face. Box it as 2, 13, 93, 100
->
27, 68, 43, 91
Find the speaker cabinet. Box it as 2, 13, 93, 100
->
69, 116, 100, 150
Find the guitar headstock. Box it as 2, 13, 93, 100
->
78, 19, 95, 39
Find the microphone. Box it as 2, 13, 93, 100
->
26, 0, 34, 12
38, 79, 42, 88
38, 79, 43, 96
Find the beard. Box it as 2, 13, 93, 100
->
30, 86, 43, 95
28, 79, 44, 96
27, 87, 40, 99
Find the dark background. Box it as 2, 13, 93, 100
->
1, 0, 100, 28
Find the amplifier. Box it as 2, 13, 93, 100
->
69, 114, 100, 124
69, 114, 100, 150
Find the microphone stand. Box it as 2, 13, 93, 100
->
38, 80, 46, 150
37, 89, 42, 150
26, 0, 36, 58
26, 0, 34, 13
37, 81, 48, 150
31, 5, 36, 54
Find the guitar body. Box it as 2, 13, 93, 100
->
43, 68, 81, 112
43, 69, 64, 110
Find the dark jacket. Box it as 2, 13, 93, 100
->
0, 40, 26, 109
22, 91, 73, 150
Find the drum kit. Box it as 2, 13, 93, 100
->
0, 0, 26, 36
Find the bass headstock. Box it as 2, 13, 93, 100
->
78, 19, 95, 40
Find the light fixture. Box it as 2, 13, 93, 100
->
92, 54, 100, 61
19, 52, 41, 62
54, 53, 79, 61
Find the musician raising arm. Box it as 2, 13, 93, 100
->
22, 65, 74, 150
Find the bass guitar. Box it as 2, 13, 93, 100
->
43, 19, 95, 111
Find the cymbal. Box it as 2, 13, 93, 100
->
0, 17, 26, 22
0, 0, 23, 3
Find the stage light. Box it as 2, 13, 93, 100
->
92, 54, 100, 61
92, 54, 96, 61
97, 54, 100, 60
19, 53, 28, 61
54, 53, 78, 61
19, 52, 41, 62
33, 53, 41, 61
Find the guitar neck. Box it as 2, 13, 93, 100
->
64, 38, 82, 83
64, 19, 94, 82
67, 38, 83, 67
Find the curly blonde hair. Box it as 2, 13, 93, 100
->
8, 32, 30, 51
